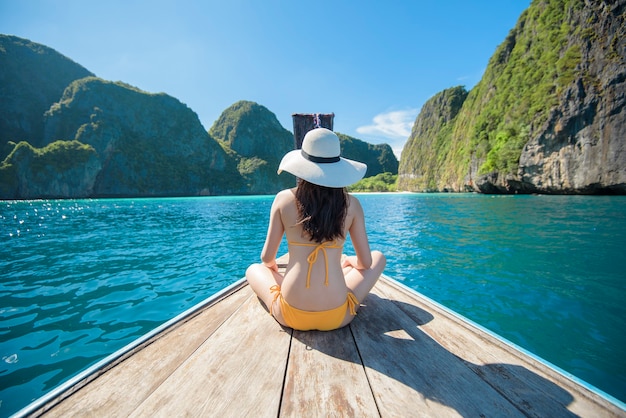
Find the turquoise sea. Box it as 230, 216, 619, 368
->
1, 193, 625, 416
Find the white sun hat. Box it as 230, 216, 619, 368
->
278, 128, 367, 188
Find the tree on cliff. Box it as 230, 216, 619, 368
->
399, 0, 626, 194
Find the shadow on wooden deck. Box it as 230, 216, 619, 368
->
21, 277, 624, 417
289, 292, 579, 417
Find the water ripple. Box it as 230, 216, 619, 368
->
1, 194, 625, 415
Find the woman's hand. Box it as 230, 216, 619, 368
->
264, 260, 279, 272
342, 256, 360, 269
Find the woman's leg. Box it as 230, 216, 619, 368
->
245, 263, 287, 325
344, 250, 386, 306
337, 251, 386, 328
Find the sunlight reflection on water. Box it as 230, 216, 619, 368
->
1, 194, 625, 415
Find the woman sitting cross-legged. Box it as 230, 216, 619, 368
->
246, 127, 386, 331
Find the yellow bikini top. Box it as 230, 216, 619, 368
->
288, 240, 343, 288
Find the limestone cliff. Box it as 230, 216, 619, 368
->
39, 77, 242, 197
0, 75, 245, 199
0, 36, 399, 199
337, 133, 398, 177
514, 1, 626, 194
1, 140, 100, 198
209, 100, 295, 194
399, 0, 626, 194
398, 87, 468, 192
210, 101, 399, 194
0, 35, 93, 152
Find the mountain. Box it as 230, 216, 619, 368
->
398, 86, 468, 192
0, 36, 396, 199
209, 100, 295, 194
399, 0, 626, 194
209, 102, 399, 194
2, 77, 242, 198
337, 133, 398, 178
0, 34, 94, 153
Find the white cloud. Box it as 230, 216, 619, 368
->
356, 109, 420, 159
356, 109, 419, 139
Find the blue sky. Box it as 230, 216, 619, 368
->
1, 0, 530, 157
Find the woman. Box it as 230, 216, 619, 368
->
246, 127, 386, 331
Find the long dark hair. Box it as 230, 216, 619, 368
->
295, 179, 349, 243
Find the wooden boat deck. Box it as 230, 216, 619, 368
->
17, 266, 625, 417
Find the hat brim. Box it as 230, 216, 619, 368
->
278, 150, 367, 188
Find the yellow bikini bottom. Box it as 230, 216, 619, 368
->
269, 285, 358, 331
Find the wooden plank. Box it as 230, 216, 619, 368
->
22, 270, 623, 418
375, 278, 625, 418
281, 327, 379, 417
352, 284, 526, 418
39, 285, 252, 417
127, 293, 292, 417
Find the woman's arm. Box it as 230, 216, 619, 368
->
346, 196, 373, 269
260, 192, 286, 268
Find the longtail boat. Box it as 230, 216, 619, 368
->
14, 114, 626, 417
14, 256, 626, 417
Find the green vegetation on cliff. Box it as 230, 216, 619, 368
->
399, 86, 467, 191
349, 172, 398, 192
40, 76, 242, 197
337, 133, 398, 178
1, 36, 401, 198
462, 0, 585, 176
209, 100, 295, 194
209, 101, 399, 194
400, 0, 624, 194
0, 35, 94, 150
0, 140, 99, 198
5, 140, 96, 172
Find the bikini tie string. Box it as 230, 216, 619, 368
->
287, 240, 342, 288
269, 285, 281, 316
347, 292, 359, 316
306, 242, 330, 288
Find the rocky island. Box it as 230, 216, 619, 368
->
399, 0, 625, 194
1, 0, 624, 198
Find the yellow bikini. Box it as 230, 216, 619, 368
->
269, 241, 359, 331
